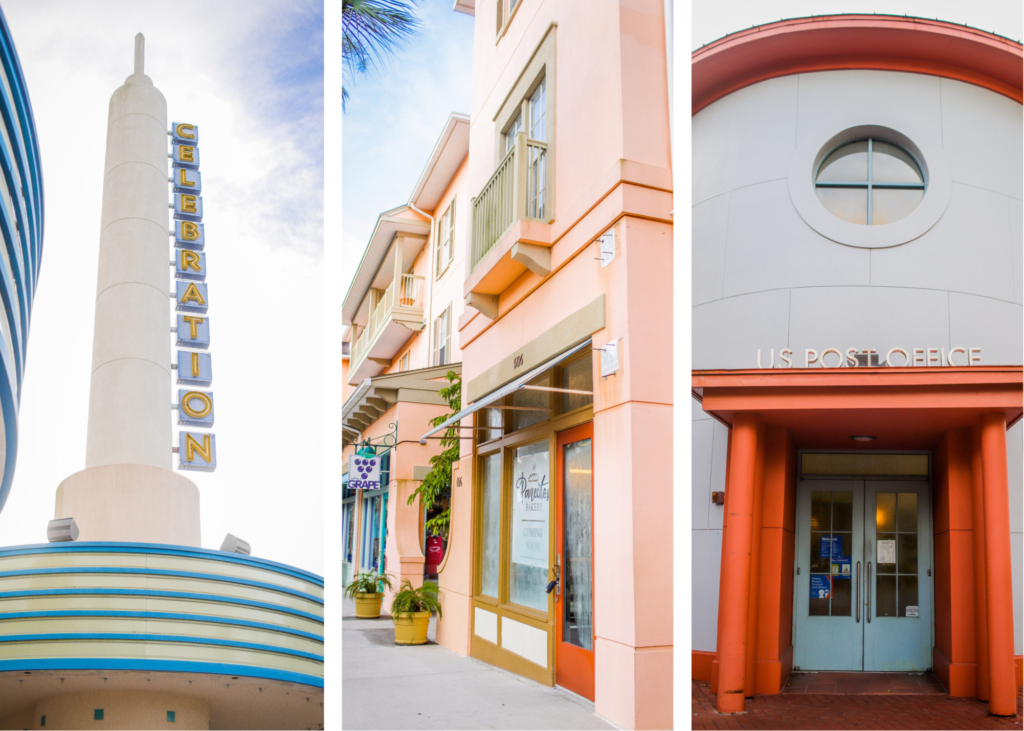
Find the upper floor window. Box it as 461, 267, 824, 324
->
496, 0, 523, 37
436, 198, 455, 276
814, 138, 925, 226
400, 351, 409, 372
433, 305, 452, 367
502, 77, 547, 219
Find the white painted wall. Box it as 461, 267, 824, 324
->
691, 69, 1023, 655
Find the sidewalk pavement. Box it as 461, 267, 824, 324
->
342, 598, 615, 730
693, 680, 1023, 730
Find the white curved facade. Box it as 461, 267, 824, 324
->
691, 69, 1023, 656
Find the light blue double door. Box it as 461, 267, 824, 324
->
794, 480, 932, 671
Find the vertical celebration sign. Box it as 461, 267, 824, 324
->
171, 121, 216, 471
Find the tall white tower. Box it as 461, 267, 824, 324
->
54, 34, 201, 546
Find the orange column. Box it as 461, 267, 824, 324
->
716, 413, 758, 713
970, 426, 989, 701
744, 424, 767, 696
980, 413, 1016, 716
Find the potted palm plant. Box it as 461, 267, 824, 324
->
390, 580, 442, 645
344, 571, 393, 618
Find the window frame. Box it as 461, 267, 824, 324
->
493, 27, 556, 221
433, 305, 452, 367
470, 353, 595, 624
495, 0, 524, 40
813, 137, 926, 226
435, 197, 456, 278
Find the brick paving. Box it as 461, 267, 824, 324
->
693, 680, 1024, 730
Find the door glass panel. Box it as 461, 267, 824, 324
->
898, 575, 919, 617
563, 438, 593, 650
480, 453, 501, 598
876, 574, 897, 617
510, 441, 550, 611
875, 491, 920, 618
808, 491, 853, 616
898, 493, 917, 532
876, 492, 896, 532
898, 534, 918, 574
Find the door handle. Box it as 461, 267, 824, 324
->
856, 561, 861, 623
545, 561, 561, 595
866, 561, 872, 623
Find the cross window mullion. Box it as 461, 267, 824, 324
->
867, 137, 873, 226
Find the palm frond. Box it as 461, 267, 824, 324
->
343, 0, 420, 77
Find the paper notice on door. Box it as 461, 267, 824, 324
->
906, 605, 919, 617
877, 539, 896, 564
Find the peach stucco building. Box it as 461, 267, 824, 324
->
407, 1, 675, 728
343, 115, 470, 599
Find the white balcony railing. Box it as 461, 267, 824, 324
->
350, 273, 425, 371
470, 132, 548, 270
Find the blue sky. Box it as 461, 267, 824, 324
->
342, 0, 474, 302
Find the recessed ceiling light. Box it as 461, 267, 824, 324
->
850, 435, 876, 442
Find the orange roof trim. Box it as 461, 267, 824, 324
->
692, 15, 1024, 115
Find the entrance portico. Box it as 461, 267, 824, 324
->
692, 366, 1023, 716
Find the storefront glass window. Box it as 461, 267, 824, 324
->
509, 440, 550, 611
561, 353, 593, 413
343, 499, 355, 564
480, 407, 503, 443
512, 372, 550, 431
480, 452, 501, 598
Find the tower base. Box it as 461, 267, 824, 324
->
55, 464, 200, 546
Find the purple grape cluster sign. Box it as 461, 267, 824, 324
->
349, 455, 382, 490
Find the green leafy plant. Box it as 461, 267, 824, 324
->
407, 371, 460, 539
344, 571, 393, 598
389, 580, 442, 618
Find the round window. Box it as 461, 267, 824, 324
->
814, 138, 925, 226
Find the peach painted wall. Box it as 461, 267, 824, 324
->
436, 453, 475, 656
465, 0, 670, 238
447, 2, 671, 727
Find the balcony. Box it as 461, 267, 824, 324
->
348, 273, 426, 385
466, 132, 552, 317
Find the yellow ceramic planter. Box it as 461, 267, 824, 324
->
353, 592, 384, 618
392, 611, 431, 645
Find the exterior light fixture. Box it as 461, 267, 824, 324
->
47, 518, 79, 542
220, 533, 251, 555
850, 435, 876, 442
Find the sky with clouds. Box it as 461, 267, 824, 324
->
0, 0, 324, 574
341, 0, 473, 305
693, 0, 1022, 49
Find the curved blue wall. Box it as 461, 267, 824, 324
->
0, 6, 44, 513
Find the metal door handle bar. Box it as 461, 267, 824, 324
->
856, 561, 861, 623
866, 561, 872, 623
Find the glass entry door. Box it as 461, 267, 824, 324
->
794, 479, 931, 671
555, 423, 594, 700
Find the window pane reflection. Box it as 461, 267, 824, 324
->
509, 441, 550, 611
480, 453, 501, 598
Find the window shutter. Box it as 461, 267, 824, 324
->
444, 306, 452, 365
448, 197, 456, 266
435, 216, 442, 274
432, 314, 439, 366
